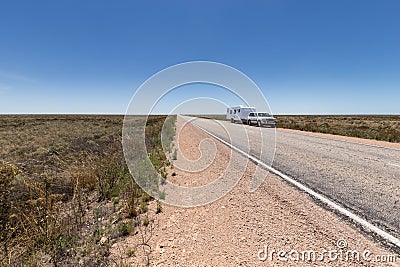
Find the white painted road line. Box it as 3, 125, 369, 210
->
191, 121, 400, 249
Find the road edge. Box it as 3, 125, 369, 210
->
186, 116, 400, 252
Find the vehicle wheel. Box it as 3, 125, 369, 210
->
247, 120, 251, 126
257, 121, 261, 127
231, 118, 234, 123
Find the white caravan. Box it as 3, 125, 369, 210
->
226, 106, 256, 124
226, 106, 277, 127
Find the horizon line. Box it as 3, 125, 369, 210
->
0, 113, 399, 116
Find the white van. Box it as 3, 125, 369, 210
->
226, 106, 256, 124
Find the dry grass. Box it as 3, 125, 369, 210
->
0, 115, 175, 266
275, 115, 400, 143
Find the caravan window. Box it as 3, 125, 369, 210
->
234, 110, 236, 114
230, 110, 232, 114
238, 109, 240, 113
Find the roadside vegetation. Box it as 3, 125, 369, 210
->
193, 114, 400, 143
275, 115, 400, 143
145, 115, 175, 192
0, 115, 175, 266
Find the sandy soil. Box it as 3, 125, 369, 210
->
109, 117, 399, 266
166, 118, 231, 187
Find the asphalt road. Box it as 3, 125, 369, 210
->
182, 116, 400, 241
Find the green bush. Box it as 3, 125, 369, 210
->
118, 222, 130, 237
156, 201, 162, 214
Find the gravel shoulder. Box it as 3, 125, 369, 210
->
110, 117, 398, 266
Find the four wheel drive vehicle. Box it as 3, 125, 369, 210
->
247, 112, 277, 127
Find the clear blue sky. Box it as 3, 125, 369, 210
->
0, 0, 399, 114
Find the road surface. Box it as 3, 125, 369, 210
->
183, 116, 400, 242
111, 116, 398, 265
